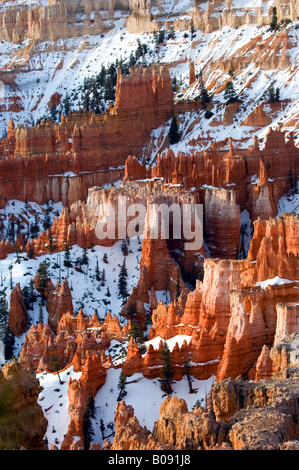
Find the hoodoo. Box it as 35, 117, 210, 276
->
0, 0, 299, 453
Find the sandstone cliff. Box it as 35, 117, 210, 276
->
0, 360, 47, 449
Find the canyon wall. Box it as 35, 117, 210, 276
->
0, 65, 174, 208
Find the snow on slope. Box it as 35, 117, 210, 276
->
36, 365, 215, 449
1, 16, 299, 154
37, 366, 82, 448
0, 233, 142, 356
92, 368, 215, 446
277, 182, 299, 216
0, 199, 63, 241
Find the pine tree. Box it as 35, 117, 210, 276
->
117, 371, 127, 401
50, 355, 62, 384
270, 7, 279, 31
83, 392, 95, 450
184, 360, 196, 394
29, 279, 37, 309
240, 223, 247, 260
190, 19, 196, 39
129, 322, 144, 344
22, 284, 31, 310
101, 268, 106, 287
228, 63, 235, 77
9, 220, 15, 244
3, 326, 14, 360
95, 258, 101, 281
50, 105, 57, 123
168, 116, 180, 145
176, 274, 180, 300
0, 290, 14, 360
266, 82, 280, 103
48, 227, 53, 253
199, 70, 212, 109
8, 264, 13, 289
121, 239, 129, 256
38, 299, 44, 325
63, 242, 72, 268
224, 81, 238, 104
37, 260, 50, 301
82, 247, 89, 265
118, 258, 128, 302
63, 93, 71, 117
160, 341, 173, 395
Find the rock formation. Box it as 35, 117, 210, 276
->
0, 360, 47, 450
0, 65, 174, 209
8, 283, 28, 337
111, 363, 299, 450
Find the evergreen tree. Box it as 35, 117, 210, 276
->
0, 289, 14, 360
117, 371, 127, 401
0, 290, 14, 360
190, 19, 196, 39
270, 6, 279, 31
168, 28, 175, 40
199, 70, 212, 109
228, 63, 235, 77
24, 197, 28, 215
50, 105, 57, 123
129, 322, 144, 344
3, 326, 14, 360
288, 168, 296, 192
30, 216, 39, 238
168, 116, 180, 145
192, 399, 203, 411
50, 355, 62, 384
160, 341, 173, 395
8, 264, 13, 289
176, 274, 180, 300
63, 243, 72, 268
37, 260, 50, 301
224, 81, 238, 104
184, 360, 196, 394
29, 279, 37, 309
95, 259, 101, 281
240, 223, 248, 260
9, 220, 15, 244
101, 268, 106, 287
121, 239, 129, 256
265, 82, 280, 103
48, 228, 53, 253
82, 247, 89, 265
63, 93, 71, 117
38, 299, 44, 325
100, 418, 106, 440
118, 258, 128, 302
83, 392, 95, 450
43, 212, 51, 231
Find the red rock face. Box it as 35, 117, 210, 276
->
46, 279, 74, 332
9, 283, 28, 337
125, 128, 299, 215
0, 65, 174, 208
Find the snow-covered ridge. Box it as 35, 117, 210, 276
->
1, 17, 299, 155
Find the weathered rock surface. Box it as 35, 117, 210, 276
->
0, 65, 173, 209
8, 283, 28, 337
0, 360, 47, 449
